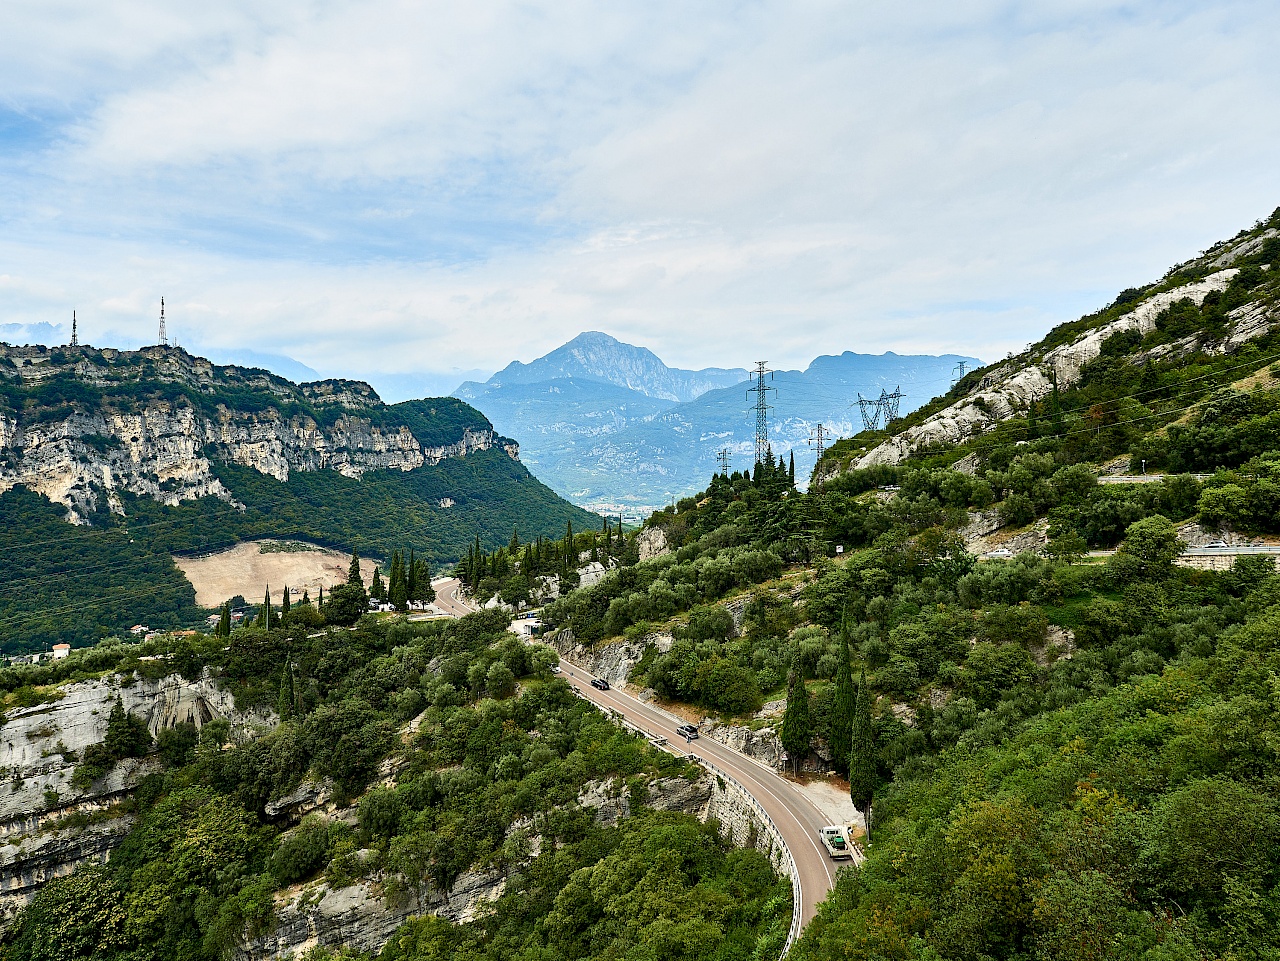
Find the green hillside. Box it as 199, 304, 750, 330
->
0, 346, 598, 651
540, 208, 1280, 960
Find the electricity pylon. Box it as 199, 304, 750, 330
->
879, 386, 904, 424
808, 423, 831, 460
746, 362, 776, 466
158, 297, 168, 347
855, 393, 881, 432
716, 449, 732, 474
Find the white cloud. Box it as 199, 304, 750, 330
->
0, 0, 1277, 384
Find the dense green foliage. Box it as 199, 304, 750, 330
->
0, 486, 201, 652
2, 609, 784, 961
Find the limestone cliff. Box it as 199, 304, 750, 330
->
0, 669, 273, 925
0, 344, 517, 522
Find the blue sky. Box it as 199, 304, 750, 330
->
1, 1, 1278, 390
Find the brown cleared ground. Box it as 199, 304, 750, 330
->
174, 540, 377, 608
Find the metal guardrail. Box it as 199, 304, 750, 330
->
696, 755, 804, 958
592, 701, 803, 957
558, 652, 804, 957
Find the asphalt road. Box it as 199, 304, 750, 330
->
558, 657, 843, 933
429, 577, 479, 617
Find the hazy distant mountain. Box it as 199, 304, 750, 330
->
456, 335, 980, 516
463, 331, 747, 403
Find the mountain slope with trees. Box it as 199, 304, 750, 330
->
538, 206, 1280, 960
0, 344, 597, 651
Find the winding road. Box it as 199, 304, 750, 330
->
557, 657, 843, 933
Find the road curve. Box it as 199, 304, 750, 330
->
558, 658, 842, 934
429, 577, 479, 618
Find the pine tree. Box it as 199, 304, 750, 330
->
301, 590, 311, 606
830, 628, 856, 775
849, 670, 877, 840
779, 657, 812, 777
412, 554, 432, 603
216, 602, 231, 637
347, 549, 363, 588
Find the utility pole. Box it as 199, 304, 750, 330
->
716, 449, 732, 474
158, 297, 168, 347
808, 423, 831, 460
746, 362, 776, 467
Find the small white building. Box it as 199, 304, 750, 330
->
51, 643, 71, 659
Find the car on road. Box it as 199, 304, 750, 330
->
590, 678, 610, 691
985, 548, 1014, 558
819, 825, 852, 860
676, 723, 699, 739
1203, 540, 1229, 549
550, 665, 561, 674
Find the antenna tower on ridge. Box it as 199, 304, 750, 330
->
746, 362, 776, 466
158, 297, 168, 347
71, 311, 78, 347
716, 449, 732, 474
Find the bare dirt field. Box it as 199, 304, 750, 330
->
174, 540, 377, 608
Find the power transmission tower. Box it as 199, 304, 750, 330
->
879, 386, 904, 424
855, 393, 881, 432
951, 360, 968, 385
808, 423, 831, 460
70, 310, 78, 347
158, 297, 168, 347
716, 449, 732, 474
746, 362, 776, 466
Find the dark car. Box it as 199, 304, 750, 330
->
676, 723, 699, 739
591, 678, 610, 691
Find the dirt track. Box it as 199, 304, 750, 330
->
174, 540, 376, 607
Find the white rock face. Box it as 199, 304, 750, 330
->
0, 345, 514, 522
853, 271, 1247, 469
0, 669, 274, 925
636, 526, 669, 561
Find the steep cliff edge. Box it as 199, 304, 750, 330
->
0, 344, 513, 523
0, 669, 274, 926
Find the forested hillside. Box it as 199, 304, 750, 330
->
0, 344, 597, 650
538, 208, 1280, 959
1, 609, 788, 961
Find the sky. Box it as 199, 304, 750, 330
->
1, 1, 1278, 394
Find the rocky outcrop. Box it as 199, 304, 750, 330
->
546, 629, 672, 688
0, 345, 512, 522
850, 271, 1246, 470
705, 724, 785, 771
0, 669, 274, 924
637, 526, 670, 561
237, 867, 507, 961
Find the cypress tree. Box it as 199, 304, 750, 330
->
301, 590, 311, 606
830, 628, 856, 775
779, 657, 812, 777
849, 670, 877, 840
216, 602, 231, 637
281, 585, 291, 616
509, 528, 520, 553
347, 549, 363, 588
407, 549, 418, 601
276, 661, 294, 719
390, 551, 408, 611
256, 586, 273, 629
318, 584, 324, 607
789, 451, 796, 488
